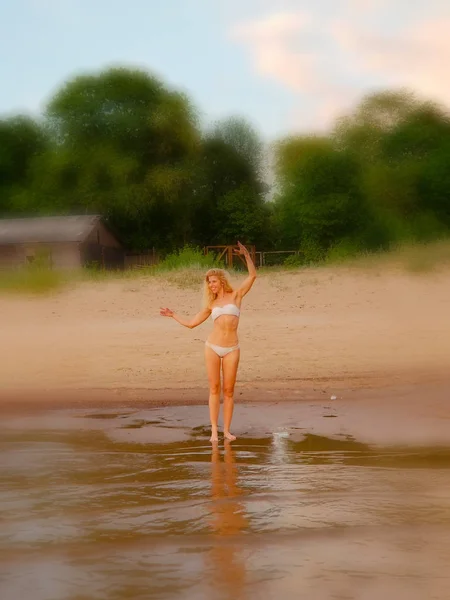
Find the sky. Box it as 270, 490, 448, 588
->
1, 0, 450, 141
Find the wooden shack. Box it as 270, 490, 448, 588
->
0, 215, 124, 270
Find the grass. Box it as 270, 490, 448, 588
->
0, 267, 65, 295
0, 245, 223, 295
154, 245, 218, 272
391, 240, 450, 273
2, 240, 450, 296
326, 239, 450, 274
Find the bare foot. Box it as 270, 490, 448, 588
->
224, 432, 236, 441
210, 433, 219, 443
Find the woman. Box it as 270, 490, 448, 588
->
160, 241, 257, 442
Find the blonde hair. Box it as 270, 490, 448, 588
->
203, 268, 234, 309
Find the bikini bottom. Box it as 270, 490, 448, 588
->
205, 341, 240, 358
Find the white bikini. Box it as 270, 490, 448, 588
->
205, 304, 241, 358
211, 304, 240, 321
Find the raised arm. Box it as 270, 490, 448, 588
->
160, 306, 211, 329
234, 241, 257, 299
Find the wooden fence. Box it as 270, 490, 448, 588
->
204, 245, 256, 269
124, 249, 159, 269
255, 250, 300, 267
123, 247, 300, 270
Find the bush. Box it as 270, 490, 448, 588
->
283, 254, 304, 268
299, 238, 327, 264
326, 239, 364, 264
156, 245, 219, 271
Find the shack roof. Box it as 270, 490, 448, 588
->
0, 215, 103, 244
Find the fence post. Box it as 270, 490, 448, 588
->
227, 246, 233, 268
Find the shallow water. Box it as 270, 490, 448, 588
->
1, 404, 450, 600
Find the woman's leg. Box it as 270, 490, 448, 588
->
222, 348, 240, 441
205, 344, 221, 442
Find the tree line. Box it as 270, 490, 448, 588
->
1, 67, 450, 262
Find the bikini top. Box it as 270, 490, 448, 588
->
211, 303, 240, 322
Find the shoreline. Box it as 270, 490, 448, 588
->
2, 369, 449, 414
1, 378, 449, 448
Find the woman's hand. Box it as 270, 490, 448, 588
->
160, 307, 174, 317
234, 241, 249, 256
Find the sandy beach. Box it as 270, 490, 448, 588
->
1, 265, 450, 406
2, 266, 450, 600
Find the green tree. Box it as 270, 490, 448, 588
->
382, 105, 450, 229
332, 91, 450, 247
194, 116, 270, 246
4, 77, 450, 259
27, 67, 202, 251
0, 116, 48, 214
273, 136, 363, 259
333, 90, 420, 159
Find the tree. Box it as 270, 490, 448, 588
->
332, 91, 450, 246
193, 116, 270, 246
3, 75, 450, 258
333, 90, 420, 159
273, 136, 363, 258
209, 116, 265, 179
0, 116, 48, 214
30, 67, 202, 251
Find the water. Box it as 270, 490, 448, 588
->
1, 404, 450, 600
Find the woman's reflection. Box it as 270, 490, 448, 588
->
208, 440, 248, 598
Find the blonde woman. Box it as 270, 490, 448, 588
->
160, 242, 257, 442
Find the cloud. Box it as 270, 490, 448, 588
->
229, 6, 450, 132
229, 10, 360, 130
230, 12, 317, 92
330, 18, 450, 105
345, 0, 387, 13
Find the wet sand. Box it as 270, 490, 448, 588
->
2, 380, 449, 453
2, 381, 450, 446
1, 399, 450, 600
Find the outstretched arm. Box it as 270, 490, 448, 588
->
235, 241, 257, 299
160, 307, 211, 329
